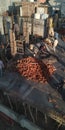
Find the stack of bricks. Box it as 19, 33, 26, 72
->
16, 57, 56, 83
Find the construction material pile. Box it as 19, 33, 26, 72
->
16, 57, 56, 83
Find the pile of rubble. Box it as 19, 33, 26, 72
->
16, 57, 56, 83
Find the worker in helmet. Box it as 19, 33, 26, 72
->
53, 37, 58, 52
53, 32, 59, 52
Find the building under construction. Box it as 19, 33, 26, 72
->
0, 0, 65, 130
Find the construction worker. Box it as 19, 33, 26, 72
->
52, 31, 59, 52
53, 37, 58, 52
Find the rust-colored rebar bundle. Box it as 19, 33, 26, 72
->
16, 57, 56, 83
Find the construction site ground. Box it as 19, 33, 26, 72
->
0, 37, 65, 130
